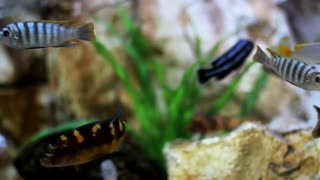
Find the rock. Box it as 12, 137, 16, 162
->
47, 40, 126, 120
0, 85, 52, 142
278, 0, 320, 43
164, 122, 320, 179
0, 46, 14, 84
138, 0, 302, 121
0, 134, 6, 153
0, 134, 21, 180
100, 160, 117, 180
255, 76, 302, 121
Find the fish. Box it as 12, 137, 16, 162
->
0, 20, 95, 49
253, 46, 320, 91
197, 39, 254, 84
188, 114, 242, 134
39, 109, 126, 168
312, 105, 320, 138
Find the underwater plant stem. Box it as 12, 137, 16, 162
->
93, 40, 140, 101
239, 70, 268, 117
210, 61, 256, 115
123, 42, 156, 105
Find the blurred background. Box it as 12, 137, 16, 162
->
1, 0, 320, 179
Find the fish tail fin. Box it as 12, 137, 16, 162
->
215, 71, 230, 80
253, 46, 269, 64
77, 22, 96, 41
197, 69, 211, 84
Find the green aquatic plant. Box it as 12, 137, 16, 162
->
25, 119, 93, 147
210, 61, 256, 115
94, 7, 215, 168
239, 70, 269, 117
94, 7, 267, 169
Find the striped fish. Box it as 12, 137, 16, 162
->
0, 20, 95, 49
197, 39, 254, 84
253, 46, 320, 91
40, 109, 126, 167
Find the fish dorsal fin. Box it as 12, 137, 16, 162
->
267, 47, 307, 63
266, 48, 282, 58
0, 16, 20, 28
36, 20, 74, 27
290, 43, 320, 64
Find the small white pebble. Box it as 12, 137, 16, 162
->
100, 159, 117, 180
0, 133, 7, 153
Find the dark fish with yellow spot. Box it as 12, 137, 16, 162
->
0, 20, 95, 49
40, 110, 126, 168
253, 46, 320, 91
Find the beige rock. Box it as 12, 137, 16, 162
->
47, 41, 122, 119
165, 123, 320, 180
255, 75, 301, 121
0, 85, 52, 141
0, 46, 14, 84
138, 0, 302, 122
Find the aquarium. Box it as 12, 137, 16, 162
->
0, 0, 320, 179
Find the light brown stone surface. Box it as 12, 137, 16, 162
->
165, 123, 320, 180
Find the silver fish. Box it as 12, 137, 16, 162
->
0, 20, 95, 49
254, 46, 320, 91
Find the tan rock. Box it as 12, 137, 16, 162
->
47, 41, 122, 119
165, 123, 320, 180
279, 0, 320, 43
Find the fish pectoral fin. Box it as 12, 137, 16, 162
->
290, 43, 320, 64
54, 40, 79, 48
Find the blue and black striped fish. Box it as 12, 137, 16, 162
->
0, 20, 95, 49
197, 39, 254, 84
254, 46, 320, 91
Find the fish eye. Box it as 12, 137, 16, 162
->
316, 76, 320, 83
2, 30, 10, 37
306, 77, 311, 82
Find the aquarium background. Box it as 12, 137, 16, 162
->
0, 0, 320, 179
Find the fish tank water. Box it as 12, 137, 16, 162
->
0, 0, 320, 179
